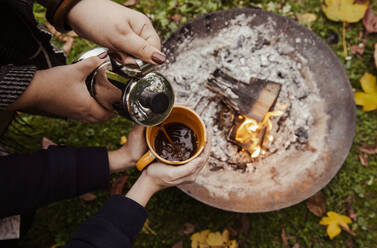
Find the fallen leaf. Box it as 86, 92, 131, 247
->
292, 244, 300, 248
229, 240, 238, 248
183, 223, 195, 235
350, 44, 365, 56
110, 175, 129, 195
319, 211, 352, 239
62, 37, 74, 55
171, 14, 182, 24
120, 136, 128, 145
172, 240, 183, 248
322, 0, 369, 23
281, 229, 289, 247
191, 230, 211, 248
79, 192, 96, 201
354, 72, 377, 111
363, 7, 377, 33
345, 196, 357, 221
206, 232, 224, 246
222, 229, 230, 243
123, 0, 137, 7
306, 191, 327, 217
359, 143, 377, 154
67, 31, 78, 38
358, 153, 368, 167
297, 13, 317, 27
42, 137, 56, 149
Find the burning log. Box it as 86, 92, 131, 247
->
206, 69, 281, 122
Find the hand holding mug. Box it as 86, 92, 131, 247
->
125, 130, 212, 207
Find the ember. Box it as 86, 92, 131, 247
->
235, 111, 283, 158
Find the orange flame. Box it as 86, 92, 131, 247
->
235, 110, 283, 158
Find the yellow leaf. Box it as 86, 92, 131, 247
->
222, 229, 230, 243
191, 230, 210, 248
206, 232, 225, 246
319, 211, 352, 239
297, 13, 317, 23
120, 136, 127, 145
360, 72, 377, 94
229, 240, 238, 248
355, 73, 377, 112
322, 0, 369, 23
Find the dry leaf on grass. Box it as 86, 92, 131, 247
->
62, 37, 74, 55
345, 196, 358, 221
110, 175, 129, 195
281, 229, 289, 247
171, 14, 182, 24
123, 0, 137, 7
79, 192, 97, 201
306, 191, 326, 217
359, 143, 377, 154
319, 211, 354, 239
297, 13, 317, 27
350, 44, 365, 56
292, 244, 300, 248
358, 153, 368, 167
44, 22, 76, 55
42, 137, 56, 149
363, 8, 377, 33
354, 72, 377, 111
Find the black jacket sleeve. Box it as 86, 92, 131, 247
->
0, 145, 110, 218
65, 195, 148, 248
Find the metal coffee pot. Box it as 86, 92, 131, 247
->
77, 47, 174, 126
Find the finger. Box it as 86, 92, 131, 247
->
113, 32, 166, 65
128, 14, 161, 51
75, 51, 108, 76
85, 99, 117, 123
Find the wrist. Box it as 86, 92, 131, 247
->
108, 146, 135, 174
125, 172, 160, 207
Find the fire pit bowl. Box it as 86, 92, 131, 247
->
160, 8, 355, 212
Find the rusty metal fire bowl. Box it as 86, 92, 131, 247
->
159, 8, 356, 213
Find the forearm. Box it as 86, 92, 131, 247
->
0, 146, 110, 218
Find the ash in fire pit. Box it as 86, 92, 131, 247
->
159, 13, 328, 184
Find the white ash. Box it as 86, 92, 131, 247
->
159, 14, 327, 174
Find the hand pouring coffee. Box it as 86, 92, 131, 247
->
77, 47, 175, 126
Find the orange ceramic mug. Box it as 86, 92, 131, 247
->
136, 105, 207, 171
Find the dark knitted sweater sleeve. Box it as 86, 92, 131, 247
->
0, 65, 37, 110
65, 195, 148, 248
0, 145, 110, 218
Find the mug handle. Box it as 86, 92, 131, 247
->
136, 151, 155, 171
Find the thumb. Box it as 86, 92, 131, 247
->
75, 51, 108, 75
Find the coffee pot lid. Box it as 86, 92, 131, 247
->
124, 71, 175, 126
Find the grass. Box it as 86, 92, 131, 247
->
12, 0, 377, 247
